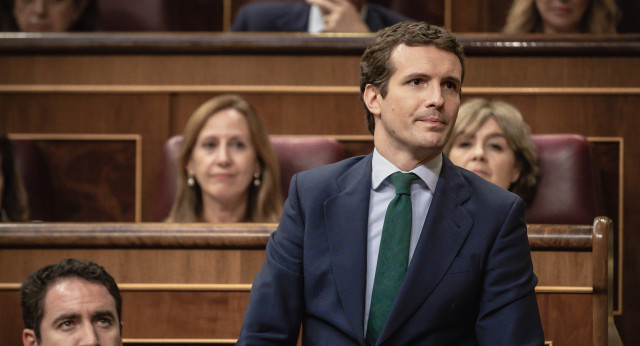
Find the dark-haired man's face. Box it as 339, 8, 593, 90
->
364, 44, 462, 169
22, 277, 122, 346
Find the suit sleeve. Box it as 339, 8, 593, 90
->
475, 197, 545, 345
231, 6, 249, 31
237, 174, 305, 345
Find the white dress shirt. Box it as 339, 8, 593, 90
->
364, 148, 442, 332
307, 4, 368, 33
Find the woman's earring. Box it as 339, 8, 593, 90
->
187, 175, 195, 187
253, 172, 261, 187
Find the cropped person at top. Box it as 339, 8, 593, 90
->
445, 98, 539, 205
167, 94, 283, 223
231, 0, 410, 33
21, 258, 122, 346
503, 0, 619, 34
238, 21, 543, 345
1, 0, 98, 32
0, 133, 29, 222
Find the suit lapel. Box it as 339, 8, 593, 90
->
324, 155, 372, 343
276, 2, 311, 31
378, 157, 474, 343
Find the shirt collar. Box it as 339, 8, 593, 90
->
371, 148, 441, 192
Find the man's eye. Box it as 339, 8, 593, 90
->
96, 317, 113, 327
444, 81, 458, 91
410, 79, 421, 85
58, 320, 75, 330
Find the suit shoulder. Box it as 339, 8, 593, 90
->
296, 155, 367, 182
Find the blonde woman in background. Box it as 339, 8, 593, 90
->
167, 95, 282, 223
503, 0, 619, 34
445, 98, 539, 205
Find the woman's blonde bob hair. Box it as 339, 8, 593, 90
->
502, 0, 619, 34
445, 98, 539, 204
167, 94, 282, 223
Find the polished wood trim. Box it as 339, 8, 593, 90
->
0, 283, 595, 293
7, 133, 141, 141
223, 0, 232, 32
0, 283, 251, 291
0, 283, 20, 290
2, 85, 640, 95
119, 283, 251, 291
0, 85, 359, 94
589, 137, 624, 315
0, 223, 593, 250
122, 338, 236, 344
526, 224, 592, 250
0, 223, 276, 248
444, 0, 453, 30
135, 136, 142, 222
592, 217, 610, 344
535, 286, 593, 293
463, 87, 640, 95
1, 33, 638, 56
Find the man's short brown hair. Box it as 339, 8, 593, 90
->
360, 21, 465, 134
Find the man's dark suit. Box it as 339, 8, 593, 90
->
231, 2, 410, 32
238, 153, 544, 345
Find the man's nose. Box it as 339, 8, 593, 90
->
78, 323, 100, 346
424, 83, 444, 109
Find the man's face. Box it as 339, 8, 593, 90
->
22, 277, 122, 346
364, 44, 462, 169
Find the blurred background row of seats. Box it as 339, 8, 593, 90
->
2, 0, 639, 33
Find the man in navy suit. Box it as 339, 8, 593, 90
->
238, 21, 544, 345
231, 0, 410, 33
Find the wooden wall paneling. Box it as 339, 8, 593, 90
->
531, 252, 592, 287
170, 92, 369, 137
8, 134, 140, 221
536, 293, 593, 346
0, 55, 361, 87
0, 222, 611, 345
464, 57, 640, 88
0, 93, 171, 220
121, 290, 249, 339
449, 0, 512, 32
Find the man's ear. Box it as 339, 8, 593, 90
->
363, 84, 382, 116
22, 329, 37, 346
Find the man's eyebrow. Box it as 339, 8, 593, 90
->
51, 313, 79, 327
444, 75, 462, 86
402, 72, 462, 85
93, 310, 117, 320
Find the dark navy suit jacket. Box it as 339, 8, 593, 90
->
238, 154, 544, 345
231, 2, 410, 32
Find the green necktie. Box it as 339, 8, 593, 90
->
366, 172, 417, 345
